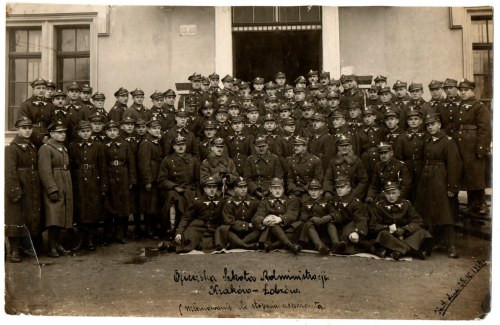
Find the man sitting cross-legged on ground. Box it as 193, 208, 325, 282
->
369, 181, 433, 260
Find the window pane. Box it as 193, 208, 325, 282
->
14, 83, 28, 106
254, 7, 274, 23
62, 58, 76, 81
299, 6, 321, 23
279, 7, 300, 23
28, 30, 41, 52
473, 50, 490, 74
14, 59, 28, 82
27, 59, 41, 82
13, 30, 28, 52
61, 29, 76, 51
488, 20, 493, 42
76, 28, 90, 51
471, 20, 488, 43
473, 75, 492, 100
76, 57, 90, 80
233, 7, 253, 23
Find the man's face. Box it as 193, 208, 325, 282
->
217, 95, 228, 105
407, 116, 422, 129
148, 125, 162, 137
375, 81, 387, 88
242, 99, 252, 108
384, 188, 400, 203
67, 89, 80, 100
284, 89, 294, 98
279, 110, 291, 119
33, 85, 46, 97
444, 86, 458, 98
216, 112, 228, 123
176, 116, 188, 127
312, 120, 325, 130
202, 107, 214, 117
105, 127, 120, 139
460, 88, 474, 100
77, 128, 92, 140
317, 98, 328, 107
211, 145, 224, 156
18, 125, 33, 138
210, 79, 219, 87
133, 95, 145, 105
363, 114, 376, 125
336, 184, 351, 197
228, 107, 240, 117
255, 144, 268, 155
385, 116, 399, 130
231, 122, 244, 133
328, 98, 340, 108
53, 96, 66, 108
395, 87, 407, 98
223, 81, 232, 89
254, 83, 264, 91
338, 144, 351, 155
186, 105, 197, 114
173, 143, 187, 154
165, 95, 175, 105
410, 89, 423, 100
308, 74, 319, 83
426, 121, 441, 135
349, 108, 361, 119
342, 80, 354, 90
264, 121, 276, 132
294, 92, 305, 101
204, 128, 216, 138
332, 117, 345, 129
275, 77, 286, 86
268, 102, 278, 110
308, 188, 323, 200
270, 186, 284, 198
320, 77, 329, 86
368, 89, 379, 99
294, 143, 307, 155
283, 125, 295, 134
91, 122, 104, 133
201, 83, 210, 92
191, 80, 201, 90
232, 85, 239, 92
116, 94, 129, 105
380, 92, 392, 103
81, 91, 91, 101
50, 130, 66, 142
247, 111, 259, 122
430, 88, 442, 100
204, 185, 218, 197
303, 108, 315, 118
310, 89, 320, 97
45, 87, 55, 98
234, 185, 248, 197
379, 150, 393, 162
93, 99, 105, 109
121, 123, 135, 134
136, 125, 147, 136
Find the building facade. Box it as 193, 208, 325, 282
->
5, 4, 493, 139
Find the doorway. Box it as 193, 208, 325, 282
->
232, 30, 322, 83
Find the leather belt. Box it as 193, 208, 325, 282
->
109, 160, 126, 166
54, 165, 68, 170
78, 164, 96, 170
424, 160, 444, 165
17, 165, 37, 170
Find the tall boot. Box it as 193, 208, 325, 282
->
271, 226, 301, 254
102, 215, 115, 246
9, 237, 21, 263
443, 225, 459, 258
87, 224, 96, 251
327, 223, 346, 253
55, 228, 70, 256
242, 231, 260, 245
48, 227, 60, 258
308, 227, 329, 255
116, 216, 128, 244
228, 231, 250, 249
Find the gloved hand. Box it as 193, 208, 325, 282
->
349, 232, 360, 243
174, 234, 182, 245
145, 183, 152, 192
310, 217, 323, 225
49, 192, 59, 202
11, 195, 22, 203
393, 228, 406, 237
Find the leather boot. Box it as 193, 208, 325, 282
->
308, 227, 327, 255
9, 237, 22, 263
448, 245, 459, 258
286, 242, 302, 254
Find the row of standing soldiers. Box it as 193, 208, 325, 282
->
5, 73, 490, 261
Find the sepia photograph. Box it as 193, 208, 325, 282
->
2, 0, 495, 321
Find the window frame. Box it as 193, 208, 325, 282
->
470, 14, 493, 103
56, 25, 91, 90
232, 6, 322, 26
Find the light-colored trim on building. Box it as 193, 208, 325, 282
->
215, 7, 233, 76
322, 7, 340, 78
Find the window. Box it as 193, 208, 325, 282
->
233, 6, 321, 26
7, 28, 42, 129
471, 15, 493, 102
57, 26, 90, 91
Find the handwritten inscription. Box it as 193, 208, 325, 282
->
173, 267, 330, 315
435, 260, 487, 316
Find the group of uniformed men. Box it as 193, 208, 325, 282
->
5, 70, 491, 263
